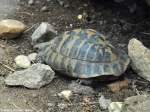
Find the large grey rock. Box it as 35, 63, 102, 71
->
5, 63, 55, 89
31, 22, 57, 45
128, 38, 150, 81
108, 95, 150, 112
124, 94, 150, 112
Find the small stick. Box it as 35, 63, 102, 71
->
16, 11, 33, 16
23, 23, 39, 33
0, 62, 15, 72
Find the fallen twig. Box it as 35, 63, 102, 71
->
16, 11, 33, 16
24, 23, 39, 33
0, 62, 15, 72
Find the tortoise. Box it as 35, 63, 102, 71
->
32, 28, 130, 81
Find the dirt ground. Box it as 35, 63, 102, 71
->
0, 0, 150, 112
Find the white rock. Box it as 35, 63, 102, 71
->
0, 19, 26, 39
5, 63, 55, 89
77, 15, 83, 20
28, 53, 37, 62
58, 90, 73, 101
108, 102, 125, 112
99, 95, 112, 109
15, 55, 31, 68
128, 38, 150, 81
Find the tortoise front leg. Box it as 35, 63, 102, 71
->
76, 78, 93, 86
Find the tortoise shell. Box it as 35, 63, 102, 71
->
40, 29, 130, 78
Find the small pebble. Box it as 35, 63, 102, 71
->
28, 53, 37, 62
15, 55, 31, 68
41, 6, 48, 12
58, 90, 73, 101
28, 0, 34, 5
77, 15, 83, 20
64, 4, 69, 8
108, 102, 125, 112
69, 24, 73, 28
83, 4, 88, 7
